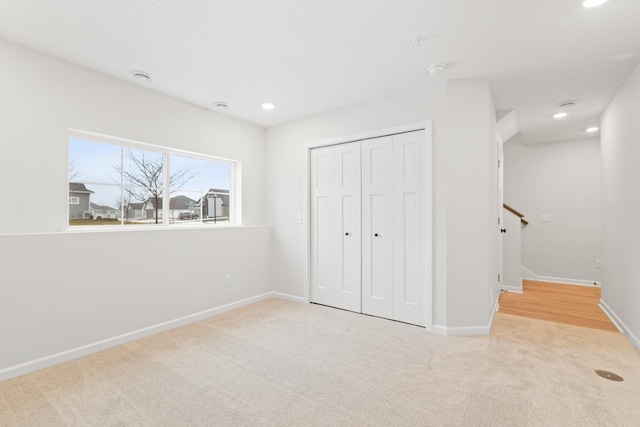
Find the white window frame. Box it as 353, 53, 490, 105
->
67, 129, 241, 229
69, 196, 79, 205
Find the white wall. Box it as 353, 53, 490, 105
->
266, 80, 500, 333
601, 60, 640, 349
0, 38, 266, 232
0, 38, 271, 377
443, 81, 499, 331
265, 83, 449, 326
504, 139, 602, 284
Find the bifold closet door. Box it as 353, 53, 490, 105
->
361, 136, 394, 320
310, 146, 335, 307
392, 130, 425, 326
310, 142, 361, 312
311, 130, 427, 326
333, 143, 362, 312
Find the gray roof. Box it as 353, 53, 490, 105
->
90, 202, 116, 211
127, 202, 145, 210
69, 182, 94, 193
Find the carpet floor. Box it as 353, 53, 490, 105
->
1, 298, 639, 426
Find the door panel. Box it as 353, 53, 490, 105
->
310, 130, 428, 327
334, 143, 361, 312
361, 137, 393, 320
393, 131, 425, 326
310, 147, 335, 306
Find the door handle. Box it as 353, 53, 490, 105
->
500, 228, 507, 233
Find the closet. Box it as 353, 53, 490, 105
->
310, 129, 427, 327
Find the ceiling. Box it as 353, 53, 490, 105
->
0, 0, 639, 144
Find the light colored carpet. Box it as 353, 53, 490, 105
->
1, 298, 639, 426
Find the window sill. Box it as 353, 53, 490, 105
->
63, 223, 253, 234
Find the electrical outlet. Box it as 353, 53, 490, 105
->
540, 214, 551, 222
224, 275, 231, 287
595, 259, 602, 268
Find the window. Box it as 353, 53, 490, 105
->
68, 130, 237, 227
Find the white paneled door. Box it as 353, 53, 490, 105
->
361, 136, 394, 320
310, 146, 335, 307
310, 130, 427, 326
333, 142, 362, 312
392, 131, 425, 326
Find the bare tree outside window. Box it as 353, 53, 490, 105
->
114, 149, 197, 224
69, 135, 234, 227
68, 159, 80, 180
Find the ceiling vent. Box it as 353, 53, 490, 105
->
557, 100, 578, 109
130, 69, 152, 83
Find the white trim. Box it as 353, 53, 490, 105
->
432, 300, 498, 336
432, 324, 491, 336
521, 265, 537, 280
271, 292, 307, 304
303, 121, 433, 330
534, 275, 601, 288
489, 300, 499, 329
520, 265, 601, 287
0, 292, 296, 382
501, 285, 524, 294
304, 121, 429, 149
69, 128, 238, 164
599, 300, 638, 350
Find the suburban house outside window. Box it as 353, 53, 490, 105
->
68, 130, 237, 227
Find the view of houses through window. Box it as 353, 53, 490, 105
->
68, 134, 234, 227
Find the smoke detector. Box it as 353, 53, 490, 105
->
413, 37, 427, 46
428, 64, 446, 76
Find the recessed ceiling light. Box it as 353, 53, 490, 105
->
213, 101, 229, 110
129, 69, 152, 83
586, 127, 600, 132
553, 112, 569, 119
428, 64, 446, 76
262, 102, 275, 110
583, 0, 609, 8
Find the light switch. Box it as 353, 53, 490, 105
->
540, 214, 551, 222
296, 214, 302, 224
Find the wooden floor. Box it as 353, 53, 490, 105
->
499, 280, 619, 332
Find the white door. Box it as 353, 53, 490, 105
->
333, 142, 362, 312
361, 136, 394, 320
392, 131, 425, 326
310, 146, 335, 306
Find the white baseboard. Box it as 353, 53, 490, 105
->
599, 299, 640, 351
433, 301, 499, 336
535, 275, 601, 287
0, 292, 295, 383
433, 324, 491, 336
501, 285, 523, 294
270, 292, 307, 304
489, 300, 499, 329
521, 265, 537, 280
520, 265, 601, 287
